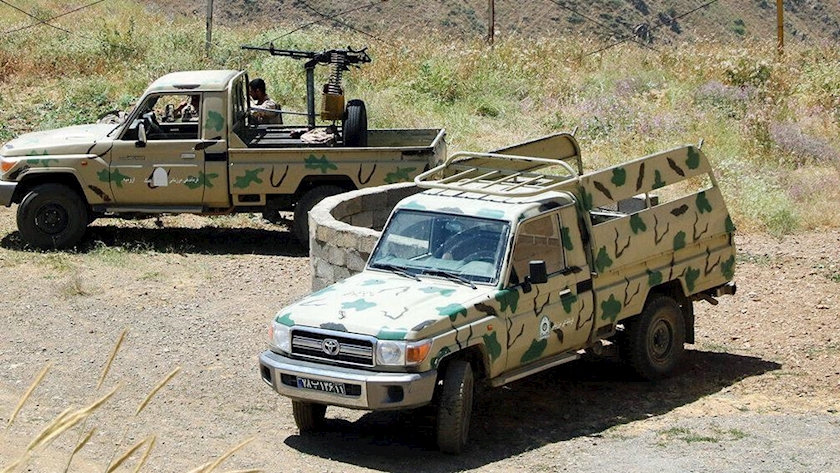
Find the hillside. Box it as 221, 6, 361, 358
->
151, 0, 840, 44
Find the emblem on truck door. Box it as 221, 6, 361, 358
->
322, 339, 341, 355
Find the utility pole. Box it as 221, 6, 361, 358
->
206, 0, 214, 57
487, 0, 495, 45
776, 0, 784, 56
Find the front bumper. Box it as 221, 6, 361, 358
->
259, 350, 437, 410
0, 180, 17, 206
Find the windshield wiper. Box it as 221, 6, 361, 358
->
421, 269, 477, 289
370, 263, 420, 281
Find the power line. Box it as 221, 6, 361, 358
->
298, 0, 382, 42
545, 0, 657, 52
260, 0, 390, 46
1, 0, 107, 36
581, 0, 718, 57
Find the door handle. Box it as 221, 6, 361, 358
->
181, 153, 196, 159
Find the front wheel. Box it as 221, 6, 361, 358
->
626, 295, 686, 380
293, 185, 345, 247
435, 360, 474, 454
291, 400, 327, 433
17, 183, 89, 250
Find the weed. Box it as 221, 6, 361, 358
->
60, 273, 89, 297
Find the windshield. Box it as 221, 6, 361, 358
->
369, 210, 510, 286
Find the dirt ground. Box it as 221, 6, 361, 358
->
0, 211, 838, 472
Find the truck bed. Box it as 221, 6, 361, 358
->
243, 127, 444, 150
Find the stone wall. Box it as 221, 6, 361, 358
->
308, 182, 424, 291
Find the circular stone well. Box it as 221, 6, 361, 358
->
308, 182, 423, 291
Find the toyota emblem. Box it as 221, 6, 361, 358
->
322, 338, 341, 356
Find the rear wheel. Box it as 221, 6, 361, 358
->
626, 295, 686, 380
17, 183, 89, 250
293, 185, 345, 247
291, 400, 327, 433
435, 360, 474, 454
343, 99, 367, 147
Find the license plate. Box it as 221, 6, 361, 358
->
297, 377, 346, 395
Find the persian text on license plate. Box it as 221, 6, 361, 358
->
297, 377, 346, 395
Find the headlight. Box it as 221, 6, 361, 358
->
268, 321, 291, 353
376, 339, 432, 366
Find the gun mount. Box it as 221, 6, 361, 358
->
241, 45, 371, 128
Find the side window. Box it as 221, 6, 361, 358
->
122, 94, 200, 142
509, 213, 566, 284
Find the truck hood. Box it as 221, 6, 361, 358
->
276, 271, 494, 340
1, 124, 116, 158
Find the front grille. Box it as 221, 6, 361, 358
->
291, 329, 375, 367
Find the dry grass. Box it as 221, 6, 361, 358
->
1, 329, 258, 473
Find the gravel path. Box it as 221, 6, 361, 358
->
0, 213, 838, 472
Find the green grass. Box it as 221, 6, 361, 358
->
1, 1, 840, 235
658, 425, 749, 444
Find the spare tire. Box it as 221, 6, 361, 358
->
343, 99, 368, 147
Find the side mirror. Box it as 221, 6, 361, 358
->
528, 260, 548, 284
136, 122, 147, 148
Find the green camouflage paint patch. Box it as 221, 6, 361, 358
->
581, 187, 594, 211
401, 201, 426, 211
652, 170, 666, 189
233, 168, 264, 189
342, 298, 377, 311
477, 208, 506, 219
725, 215, 736, 233
595, 246, 613, 273
275, 312, 295, 326
377, 327, 408, 340
561, 292, 578, 313
647, 269, 663, 287
494, 288, 520, 313
437, 303, 468, 322
696, 191, 712, 214
600, 294, 622, 322
419, 286, 455, 297
184, 171, 219, 189
674, 231, 686, 251
431, 346, 452, 368
384, 167, 416, 184
205, 111, 225, 132
685, 266, 701, 292
561, 226, 574, 251
362, 279, 386, 286
686, 146, 701, 170
483, 331, 502, 362
305, 155, 338, 174
611, 167, 627, 186
722, 255, 736, 280
310, 286, 337, 297
520, 338, 548, 364
630, 214, 647, 234
97, 168, 130, 188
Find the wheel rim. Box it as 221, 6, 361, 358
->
35, 202, 69, 235
648, 316, 674, 364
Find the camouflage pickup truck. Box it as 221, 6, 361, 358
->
258, 133, 736, 453
0, 69, 445, 249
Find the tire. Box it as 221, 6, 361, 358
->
291, 400, 327, 433
293, 185, 345, 247
435, 360, 474, 454
626, 295, 686, 380
17, 183, 89, 250
343, 99, 368, 147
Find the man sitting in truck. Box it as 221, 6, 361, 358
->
173, 95, 200, 122
248, 78, 282, 125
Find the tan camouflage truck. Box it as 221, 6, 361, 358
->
0, 69, 445, 249
258, 133, 736, 453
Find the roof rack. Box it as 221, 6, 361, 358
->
414, 151, 580, 197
